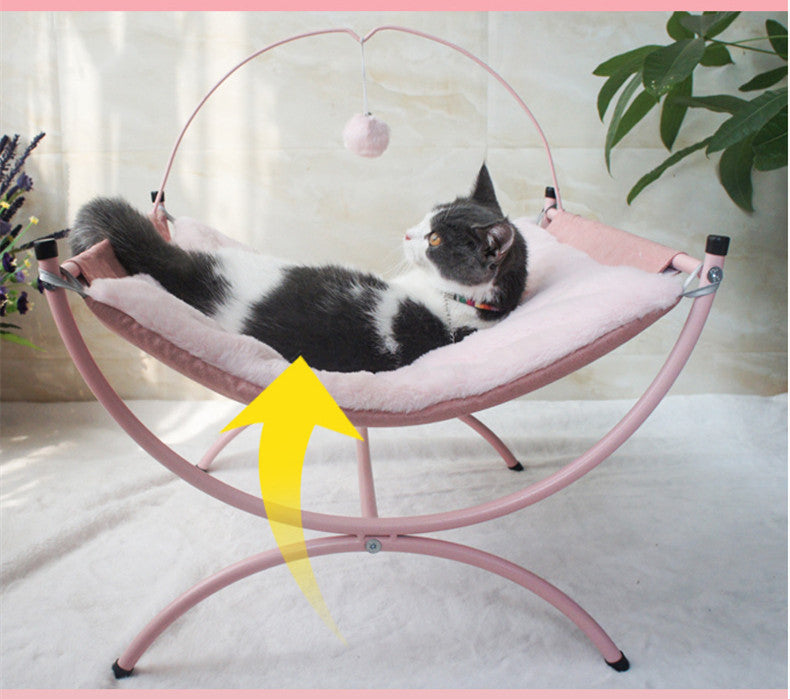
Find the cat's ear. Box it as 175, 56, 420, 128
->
485, 222, 515, 261
471, 164, 502, 214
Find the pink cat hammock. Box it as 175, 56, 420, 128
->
35, 26, 729, 679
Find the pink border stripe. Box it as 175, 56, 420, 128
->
0, 689, 787, 696
2, 2, 788, 9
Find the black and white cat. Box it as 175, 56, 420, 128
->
71, 164, 527, 373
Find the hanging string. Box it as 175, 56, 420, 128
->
360, 42, 370, 116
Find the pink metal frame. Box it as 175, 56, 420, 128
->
39, 235, 725, 678
37, 26, 728, 678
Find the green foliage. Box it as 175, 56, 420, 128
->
595, 12, 787, 212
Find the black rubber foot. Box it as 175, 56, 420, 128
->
606, 653, 630, 672
112, 660, 134, 679
508, 461, 524, 472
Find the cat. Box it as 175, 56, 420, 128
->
70, 164, 527, 373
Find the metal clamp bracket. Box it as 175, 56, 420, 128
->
39, 268, 88, 298
681, 266, 723, 299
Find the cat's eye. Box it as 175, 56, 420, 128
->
428, 232, 442, 247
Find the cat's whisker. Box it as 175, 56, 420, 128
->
382, 254, 410, 279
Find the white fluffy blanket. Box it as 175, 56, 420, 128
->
84, 218, 683, 413
2, 395, 786, 688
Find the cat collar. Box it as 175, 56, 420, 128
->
446, 293, 501, 313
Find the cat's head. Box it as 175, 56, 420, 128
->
404, 164, 521, 290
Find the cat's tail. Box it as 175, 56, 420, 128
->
70, 197, 171, 274
70, 197, 229, 315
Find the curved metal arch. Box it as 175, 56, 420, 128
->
113, 534, 625, 676
152, 24, 563, 214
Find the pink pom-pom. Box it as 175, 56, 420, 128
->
343, 113, 390, 158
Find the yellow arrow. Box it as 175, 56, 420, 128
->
222, 356, 362, 641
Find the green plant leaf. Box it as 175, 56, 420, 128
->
667, 12, 695, 40
611, 90, 659, 150
718, 135, 755, 212
593, 45, 661, 77
707, 88, 788, 153
753, 107, 788, 170
678, 13, 705, 36
605, 72, 643, 172
766, 19, 788, 60
598, 69, 635, 120
0, 329, 42, 350
661, 75, 693, 150
643, 39, 706, 97
673, 93, 748, 114
596, 46, 666, 120
702, 11, 741, 38
627, 138, 711, 204
739, 66, 788, 92
701, 44, 733, 66
679, 12, 740, 39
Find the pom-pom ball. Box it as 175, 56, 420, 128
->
343, 113, 390, 158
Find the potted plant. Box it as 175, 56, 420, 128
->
595, 11, 786, 212
1, 133, 47, 349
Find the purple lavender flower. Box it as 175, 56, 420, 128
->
5, 174, 34, 203
2, 251, 16, 273
0, 132, 44, 196
0, 133, 46, 347
15, 173, 33, 191
0, 196, 23, 222
0, 135, 20, 190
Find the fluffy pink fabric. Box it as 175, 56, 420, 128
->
82, 217, 683, 414
342, 113, 390, 157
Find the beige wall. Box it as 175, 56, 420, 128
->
1, 11, 786, 402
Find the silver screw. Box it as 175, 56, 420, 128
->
707, 266, 723, 284
365, 538, 382, 554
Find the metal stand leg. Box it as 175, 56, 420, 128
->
384, 536, 628, 670
356, 427, 378, 517
113, 533, 627, 677
459, 414, 523, 471
196, 425, 247, 471
113, 536, 361, 677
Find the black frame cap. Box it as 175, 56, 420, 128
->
34, 237, 59, 261
706, 235, 730, 257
